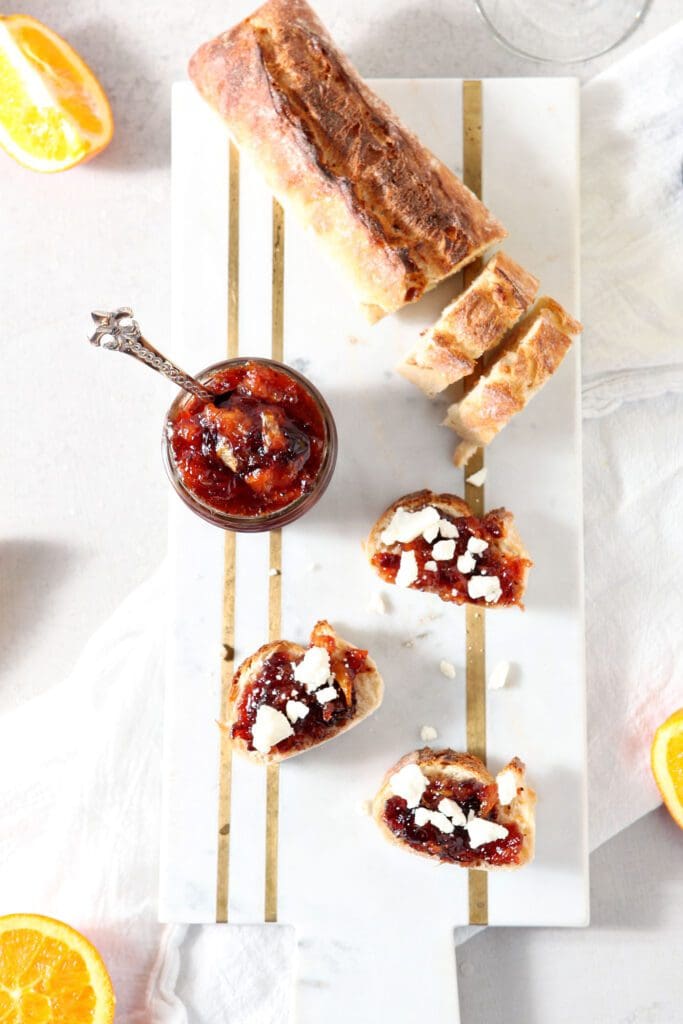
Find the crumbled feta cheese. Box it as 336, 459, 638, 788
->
432, 539, 456, 561
251, 705, 293, 753
488, 660, 511, 690
420, 724, 438, 742
439, 659, 456, 679
467, 467, 487, 487
422, 522, 440, 543
285, 699, 309, 724
496, 768, 518, 805
268, 567, 280, 577
424, 560, 437, 571
414, 807, 455, 834
396, 550, 418, 588
389, 763, 428, 808
457, 551, 476, 574
437, 518, 459, 539
380, 505, 440, 545
315, 685, 338, 704
467, 536, 489, 555
467, 575, 502, 603
437, 798, 467, 827
369, 593, 387, 615
466, 816, 509, 848
293, 645, 331, 692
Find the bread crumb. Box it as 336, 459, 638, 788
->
439, 660, 456, 680
420, 724, 438, 742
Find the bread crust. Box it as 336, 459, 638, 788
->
226, 620, 384, 764
398, 252, 540, 396
372, 747, 536, 870
445, 297, 583, 466
365, 489, 532, 606
189, 0, 506, 321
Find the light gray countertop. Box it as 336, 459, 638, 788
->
1, 2, 681, 1021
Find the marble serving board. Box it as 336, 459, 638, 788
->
161, 79, 587, 1022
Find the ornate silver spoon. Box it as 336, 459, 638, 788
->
88, 307, 233, 404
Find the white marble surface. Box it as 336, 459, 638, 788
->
1, 2, 682, 1023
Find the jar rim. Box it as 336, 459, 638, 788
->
162, 356, 338, 533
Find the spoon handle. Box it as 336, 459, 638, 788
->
89, 307, 215, 403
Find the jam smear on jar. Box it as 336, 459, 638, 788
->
383, 777, 523, 866
372, 511, 530, 607
168, 362, 326, 517
232, 642, 370, 756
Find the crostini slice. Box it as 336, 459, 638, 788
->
227, 620, 383, 763
372, 747, 536, 870
366, 489, 532, 609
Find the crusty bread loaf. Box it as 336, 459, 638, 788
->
398, 251, 540, 397
445, 297, 583, 466
189, 0, 506, 322
372, 747, 536, 870
226, 620, 383, 764
366, 489, 532, 608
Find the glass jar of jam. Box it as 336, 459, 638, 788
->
162, 357, 337, 532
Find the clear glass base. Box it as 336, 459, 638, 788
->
473, 0, 652, 64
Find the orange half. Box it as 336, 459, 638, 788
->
651, 707, 683, 829
0, 914, 115, 1023
0, 15, 113, 172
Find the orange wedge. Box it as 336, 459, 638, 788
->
0, 15, 113, 172
0, 914, 115, 1023
651, 707, 683, 829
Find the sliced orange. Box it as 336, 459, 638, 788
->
0, 15, 113, 172
651, 707, 683, 829
0, 914, 115, 1023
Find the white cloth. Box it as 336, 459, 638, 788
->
0, 23, 681, 1024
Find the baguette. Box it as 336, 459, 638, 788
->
226, 620, 383, 763
189, 0, 506, 322
372, 747, 535, 870
398, 251, 539, 397
445, 297, 583, 466
366, 489, 532, 609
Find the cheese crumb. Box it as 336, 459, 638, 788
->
437, 798, 467, 827
389, 763, 428, 808
293, 646, 332, 692
251, 705, 293, 753
466, 816, 509, 849
488, 660, 511, 690
432, 539, 456, 561
437, 518, 459, 539
268, 567, 280, 577
424, 560, 437, 571
439, 659, 456, 679
422, 523, 439, 543
496, 768, 518, 805
467, 467, 487, 487
396, 550, 418, 587
380, 505, 440, 545
316, 685, 338, 704
414, 807, 455, 834
285, 699, 309, 724
369, 593, 387, 615
457, 551, 476, 575
420, 724, 438, 742
467, 536, 489, 555
467, 575, 502, 603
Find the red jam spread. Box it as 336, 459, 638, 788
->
232, 641, 370, 755
383, 776, 523, 866
168, 362, 326, 517
372, 510, 530, 607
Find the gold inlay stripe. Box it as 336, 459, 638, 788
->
462, 79, 488, 927
265, 199, 285, 922
216, 141, 240, 923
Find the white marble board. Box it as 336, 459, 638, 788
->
161, 78, 587, 1022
